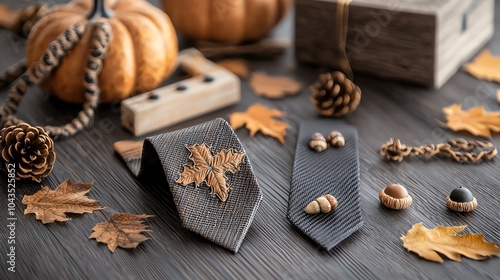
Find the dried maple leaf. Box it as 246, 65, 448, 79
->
401, 223, 500, 263
465, 49, 500, 83
176, 143, 245, 202
250, 72, 302, 99
217, 59, 249, 78
22, 179, 104, 224
229, 103, 288, 144
442, 104, 500, 138
89, 213, 153, 252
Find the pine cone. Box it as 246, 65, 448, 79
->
310, 71, 362, 117
0, 123, 56, 182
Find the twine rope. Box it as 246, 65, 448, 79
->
0, 4, 50, 89
0, 19, 111, 140
380, 138, 497, 164
335, 0, 353, 80
0, 60, 27, 90
18, 4, 50, 37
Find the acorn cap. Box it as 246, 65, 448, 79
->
379, 184, 412, 210
446, 196, 477, 212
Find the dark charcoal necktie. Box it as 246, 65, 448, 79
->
114, 118, 262, 253
287, 120, 363, 250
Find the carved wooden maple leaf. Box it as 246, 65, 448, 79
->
465, 49, 500, 83
229, 103, 288, 144
89, 213, 153, 252
22, 179, 104, 224
401, 223, 500, 263
442, 104, 500, 138
176, 143, 245, 202
250, 72, 302, 99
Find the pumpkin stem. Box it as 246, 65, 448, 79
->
87, 0, 114, 20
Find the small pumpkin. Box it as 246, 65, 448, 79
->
26, 0, 178, 104
162, 0, 290, 44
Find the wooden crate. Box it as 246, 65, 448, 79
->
295, 0, 494, 88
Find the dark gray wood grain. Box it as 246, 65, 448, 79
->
1, 1, 500, 279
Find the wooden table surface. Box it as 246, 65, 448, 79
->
1, 1, 500, 279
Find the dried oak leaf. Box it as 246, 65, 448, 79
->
217, 59, 249, 78
229, 103, 288, 144
22, 179, 104, 224
465, 49, 500, 83
401, 223, 500, 263
89, 213, 153, 253
176, 143, 245, 202
443, 104, 500, 138
250, 72, 302, 99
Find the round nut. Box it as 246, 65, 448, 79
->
379, 184, 412, 210
446, 187, 477, 212
384, 183, 408, 198
449, 186, 474, 202
304, 194, 338, 214
304, 201, 320, 214
309, 132, 328, 153
326, 131, 345, 147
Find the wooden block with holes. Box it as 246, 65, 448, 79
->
121, 49, 240, 136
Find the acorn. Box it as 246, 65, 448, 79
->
379, 183, 412, 210
309, 132, 328, 152
446, 187, 477, 212
326, 131, 345, 147
304, 194, 338, 214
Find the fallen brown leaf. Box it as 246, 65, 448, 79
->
250, 72, 302, 99
217, 59, 249, 78
113, 140, 143, 176
176, 143, 245, 202
442, 104, 500, 138
0, 5, 21, 30
89, 213, 153, 252
22, 179, 104, 224
465, 49, 500, 83
401, 223, 500, 263
229, 103, 288, 144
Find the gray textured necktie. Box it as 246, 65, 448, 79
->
287, 120, 363, 250
114, 118, 262, 253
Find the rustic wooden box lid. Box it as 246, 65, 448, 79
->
295, 0, 494, 88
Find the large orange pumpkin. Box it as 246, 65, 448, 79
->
162, 0, 290, 44
26, 0, 178, 104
